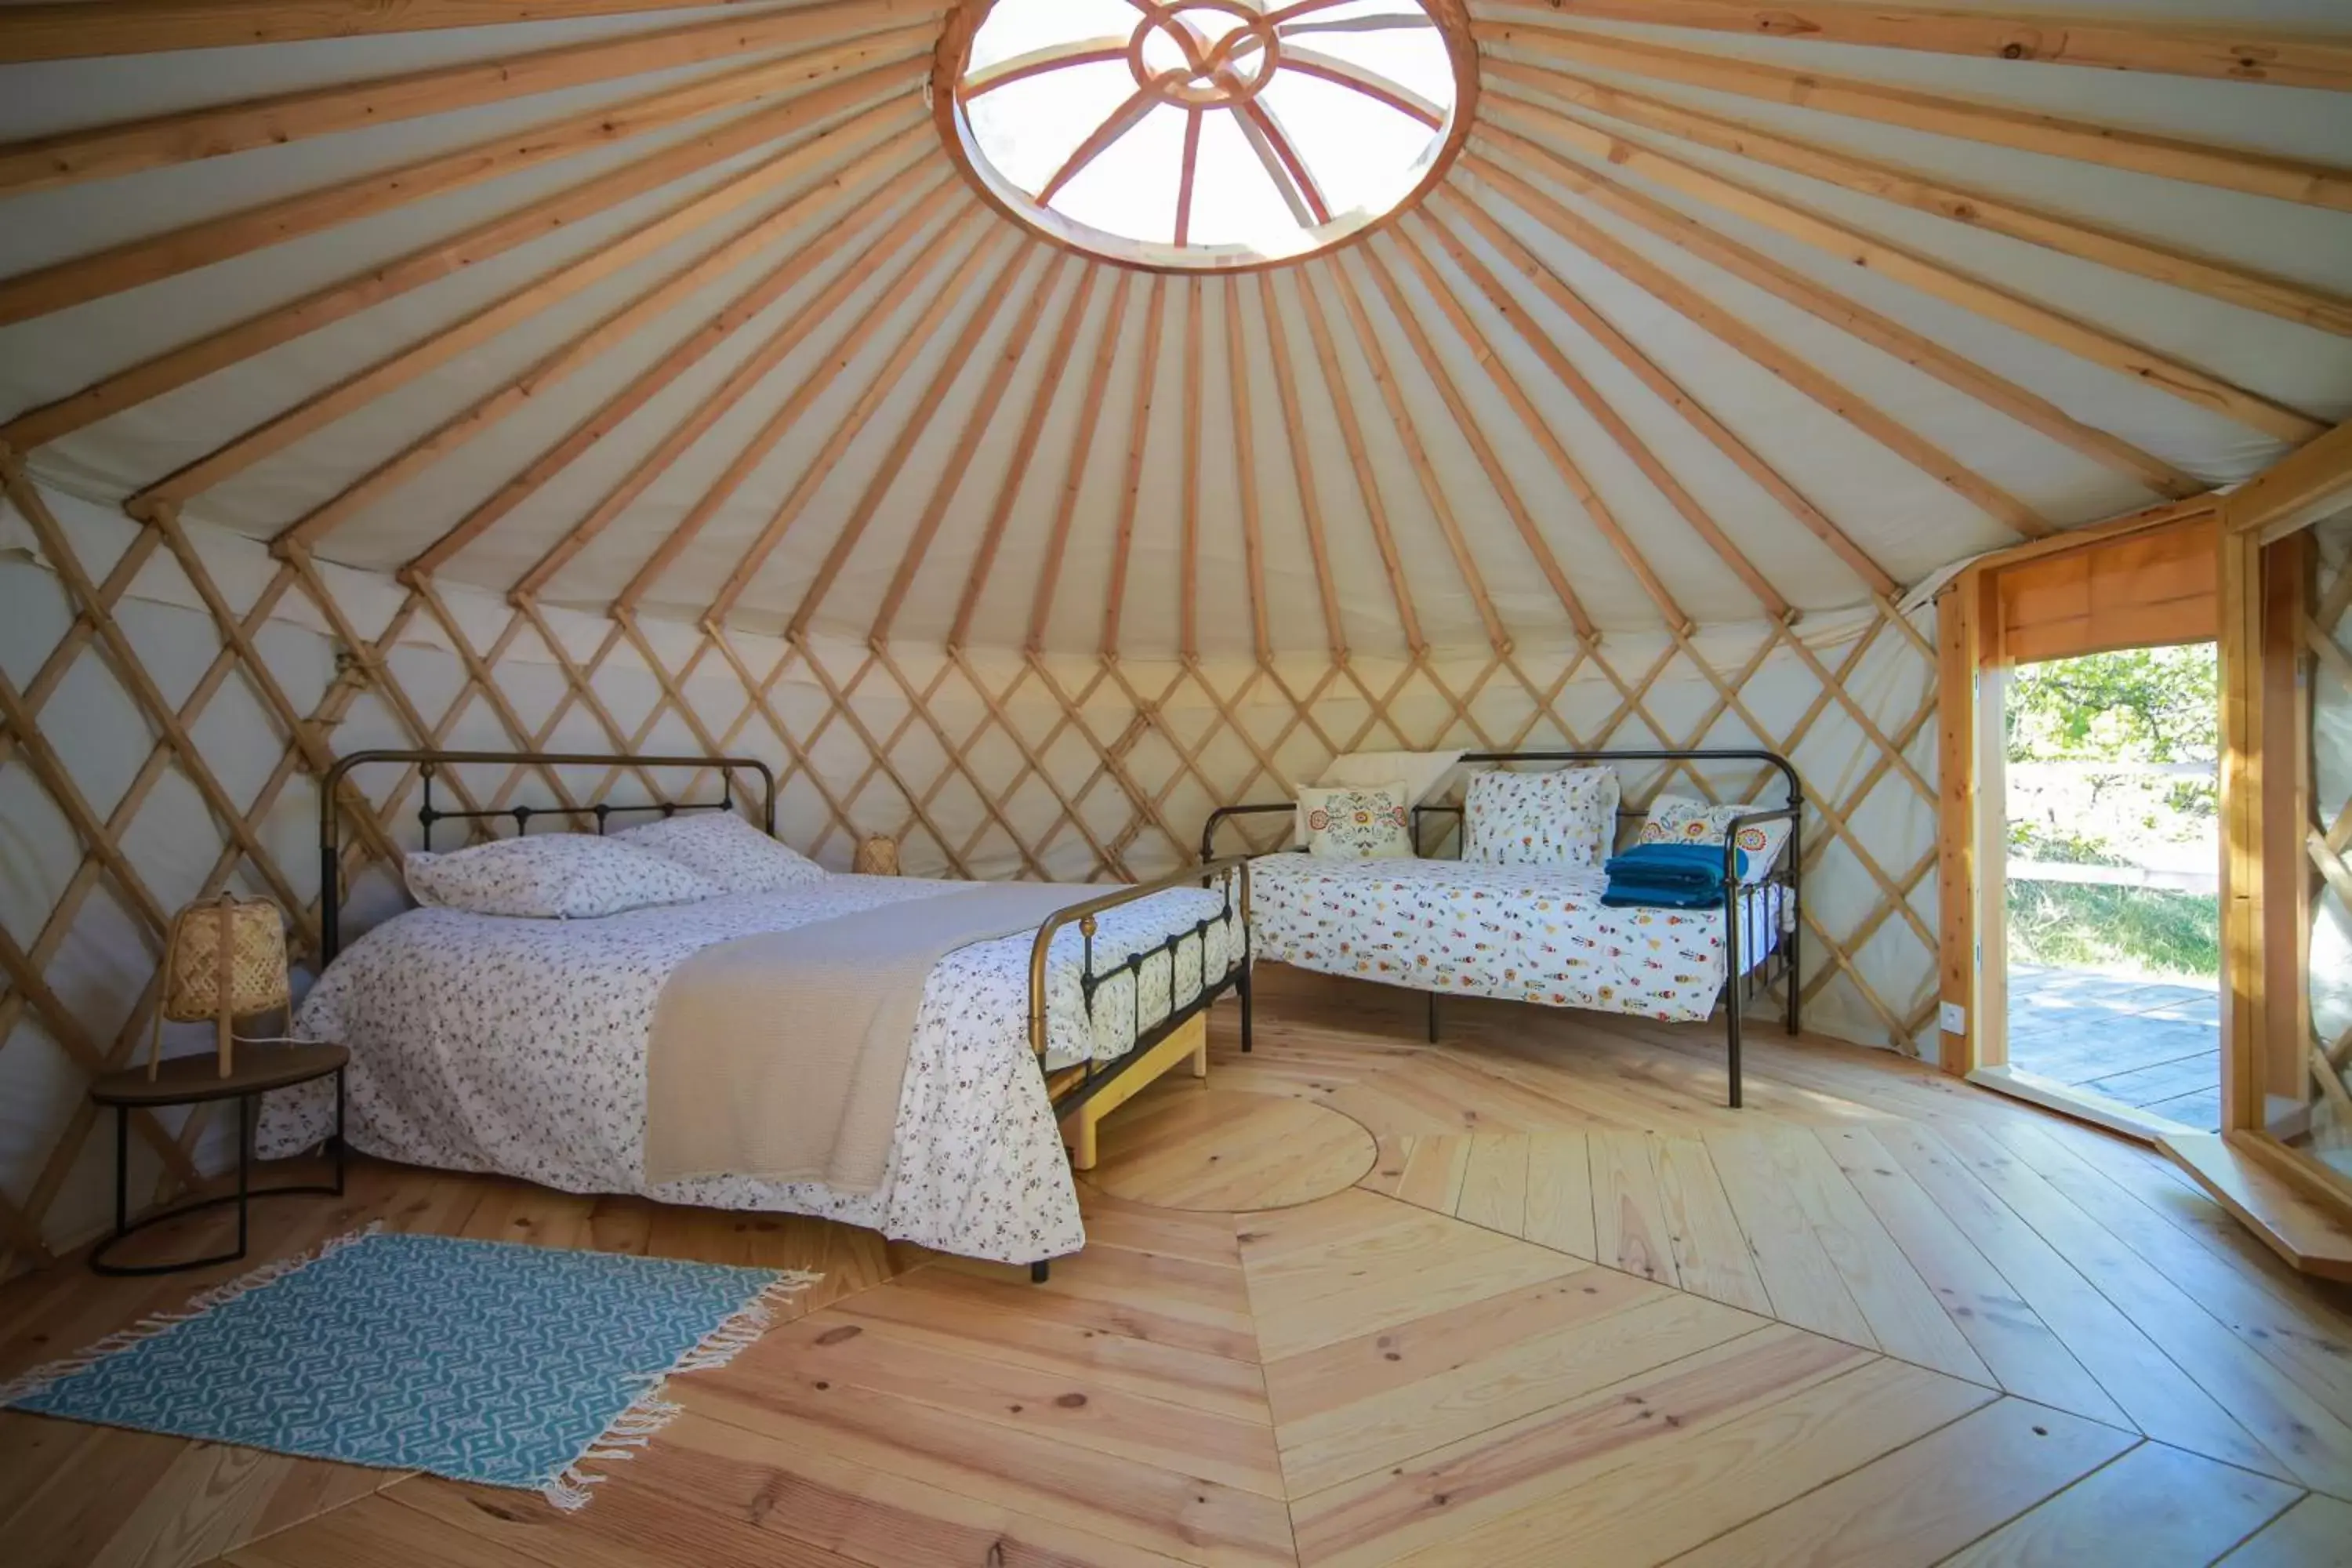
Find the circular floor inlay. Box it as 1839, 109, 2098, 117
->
1083, 1087, 1377, 1212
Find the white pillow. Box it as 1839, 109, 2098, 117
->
1301, 782, 1415, 861
617, 811, 825, 895
404, 833, 718, 918
1296, 749, 1464, 844
1636, 794, 1793, 882
1462, 767, 1618, 868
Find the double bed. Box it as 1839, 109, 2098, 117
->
259, 750, 1250, 1271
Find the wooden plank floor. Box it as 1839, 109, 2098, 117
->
5, 962, 2350, 1566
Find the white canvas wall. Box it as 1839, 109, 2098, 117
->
0, 473, 1940, 1272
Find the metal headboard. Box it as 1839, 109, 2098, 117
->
1200, 748, 1803, 861
318, 749, 776, 964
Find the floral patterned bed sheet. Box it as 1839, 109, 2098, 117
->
1249, 854, 1783, 1023
256, 875, 1239, 1265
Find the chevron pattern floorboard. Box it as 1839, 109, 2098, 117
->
3, 962, 2348, 1566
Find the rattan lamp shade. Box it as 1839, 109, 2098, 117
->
151, 894, 290, 1079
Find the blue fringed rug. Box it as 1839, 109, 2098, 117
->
0, 1226, 812, 1509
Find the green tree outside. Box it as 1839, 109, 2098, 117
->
2003, 643, 2220, 978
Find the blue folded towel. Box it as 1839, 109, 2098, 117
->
1600, 842, 1748, 909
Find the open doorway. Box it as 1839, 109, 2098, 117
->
2002, 644, 2222, 1130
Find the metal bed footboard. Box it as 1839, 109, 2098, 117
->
1025, 854, 1254, 1106
1200, 748, 1803, 1108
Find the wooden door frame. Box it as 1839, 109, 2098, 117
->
1933, 498, 2224, 1138
1935, 421, 2352, 1274
2157, 419, 2352, 1280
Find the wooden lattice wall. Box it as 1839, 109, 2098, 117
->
2305, 516, 2352, 1160
0, 459, 1940, 1276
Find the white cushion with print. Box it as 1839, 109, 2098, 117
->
617, 810, 825, 895
1301, 782, 1415, 861
1461, 766, 1618, 869
1294, 749, 1465, 844
404, 833, 719, 918
1635, 793, 1793, 882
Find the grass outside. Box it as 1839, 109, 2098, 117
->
2005, 880, 2220, 982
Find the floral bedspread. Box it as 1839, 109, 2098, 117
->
1249, 854, 1782, 1022
256, 875, 1238, 1265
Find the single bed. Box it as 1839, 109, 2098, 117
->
258, 750, 1250, 1271
1203, 748, 1799, 1105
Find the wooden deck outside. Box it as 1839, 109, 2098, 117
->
2007, 964, 2223, 1130
4, 962, 2349, 1566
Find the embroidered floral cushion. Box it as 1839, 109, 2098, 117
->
404, 833, 720, 919
1635, 793, 1792, 882
1294, 749, 1465, 845
1461, 766, 1618, 869
616, 810, 826, 895
1301, 782, 1415, 861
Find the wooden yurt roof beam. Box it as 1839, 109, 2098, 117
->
0, 0, 938, 197
1478, 21, 2352, 213
1256, 270, 1352, 660
1485, 61, 2352, 339
1369, 230, 1608, 640
1178, 280, 1204, 662
132, 93, 927, 514
1423, 193, 1900, 597
1464, 142, 2096, 525
1478, 2, 2352, 91
1294, 268, 1428, 653
1420, 202, 1791, 619
0, 31, 929, 330
706, 224, 1020, 626
0, 0, 953, 62
1482, 93, 2327, 444
1221, 274, 1274, 662
2224, 417, 2352, 541
1027, 268, 1135, 655
1099, 274, 1170, 659
1320, 256, 1509, 652
293, 130, 934, 557
1399, 220, 1691, 630
870, 252, 1079, 645
504, 173, 959, 597
617, 201, 989, 614
791, 241, 1047, 642
1352, 238, 1597, 640
948, 263, 1101, 652
1469, 132, 2201, 500
1, 59, 927, 455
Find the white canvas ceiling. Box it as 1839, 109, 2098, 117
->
1, 0, 2347, 657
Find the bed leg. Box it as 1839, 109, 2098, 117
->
1031, 1260, 1050, 1285
1067, 1114, 1098, 1173
1726, 990, 1744, 1110
1191, 1029, 1210, 1079
1237, 966, 1254, 1054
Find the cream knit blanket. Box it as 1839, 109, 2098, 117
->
641, 882, 1098, 1193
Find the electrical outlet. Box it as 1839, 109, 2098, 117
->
1940, 1000, 1967, 1036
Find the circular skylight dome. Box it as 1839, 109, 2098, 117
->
940, 0, 1472, 270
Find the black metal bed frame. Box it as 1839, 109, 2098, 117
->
315, 748, 1251, 1283
1200, 749, 1802, 1108
319, 749, 777, 964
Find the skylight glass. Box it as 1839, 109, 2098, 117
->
952, 0, 1465, 269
